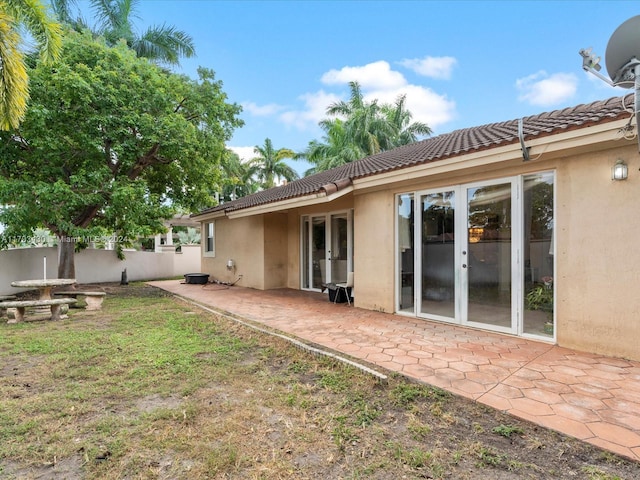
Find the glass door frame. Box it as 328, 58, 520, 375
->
461, 177, 519, 335
415, 187, 460, 324
397, 172, 555, 340
403, 177, 520, 335
301, 209, 353, 292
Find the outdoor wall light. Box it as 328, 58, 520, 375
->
612, 159, 629, 181
226, 259, 235, 270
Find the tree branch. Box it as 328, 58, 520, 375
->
174, 97, 187, 113
73, 205, 100, 228
127, 142, 173, 179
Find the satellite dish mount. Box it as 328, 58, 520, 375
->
580, 15, 640, 151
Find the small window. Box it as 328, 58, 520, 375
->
204, 222, 215, 257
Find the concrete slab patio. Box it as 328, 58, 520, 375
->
148, 279, 640, 463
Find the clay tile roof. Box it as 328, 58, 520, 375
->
196, 94, 632, 217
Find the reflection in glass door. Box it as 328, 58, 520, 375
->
301, 216, 327, 290
302, 212, 353, 291
311, 216, 327, 289
330, 214, 348, 284
419, 191, 456, 319
465, 182, 513, 331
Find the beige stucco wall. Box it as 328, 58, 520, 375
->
200, 213, 291, 290
201, 215, 265, 288
263, 213, 288, 289
353, 190, 395, 312
555, 144, 640, 360
286, 211, 301, 289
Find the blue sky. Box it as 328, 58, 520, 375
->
74, 1, 639, 173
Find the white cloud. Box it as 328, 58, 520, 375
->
399, 56, 457, 80
364, 85, 456, 129
227, 146, 256, 162
279, 90, 342, 131
241, 60, 457, 137
242, 101, 285, 117
321, 61, 407, 90
516, 71, 578, 106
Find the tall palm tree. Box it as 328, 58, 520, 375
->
220, 149, 258, 201
297, 119, 365, 176
0, 0, 62, 130
51, 0, 195, 65
383, 94, 432, 148
248, 138, 298, 190
300, 81, 433, 175
326, 81, 392, 157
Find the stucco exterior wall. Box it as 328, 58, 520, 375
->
555, 144, 640, 359
353, 190, 395, 312
263, 213, 288, 289
201, 215, 265, 288
286, 211, 301, 289
0, 246, 198, 295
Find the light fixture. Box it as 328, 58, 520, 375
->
612, 159, 628, 180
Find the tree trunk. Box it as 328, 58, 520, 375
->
57, 236, 76, 279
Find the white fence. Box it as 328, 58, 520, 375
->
0, 245, 201, 295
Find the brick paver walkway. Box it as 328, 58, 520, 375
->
149, 280, 640, 462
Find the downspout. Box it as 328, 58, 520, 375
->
518, 118, 531, 161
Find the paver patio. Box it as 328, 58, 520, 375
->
148, 279, 640, 462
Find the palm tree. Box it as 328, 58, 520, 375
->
0, 0, 62, 130
297, 119, 365, 176
383, 94, 432, 148
248, 138, 298, 190
299, 81, 433, 175
326, 81, 392, 157
51, 0, 195, 65
220, 150, 258, 201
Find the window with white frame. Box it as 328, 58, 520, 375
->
204, 222, 215, 256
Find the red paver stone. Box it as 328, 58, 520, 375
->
587, 422, 640, 448
550, 403, 601, 423
521, 387, 564, 405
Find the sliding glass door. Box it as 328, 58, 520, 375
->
419, 190, 456, 320
397, 173, 554, 339
464, 180, 514, 332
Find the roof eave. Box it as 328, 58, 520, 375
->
353, 117, 633, 191
226, 185, 354, 219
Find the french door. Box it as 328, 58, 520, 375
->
399, 173, 555, 338
301, 211, 353, 290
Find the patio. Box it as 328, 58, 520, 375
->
149, 279, 640, 462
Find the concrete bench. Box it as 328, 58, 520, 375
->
54, 291, 106, 311
0, 296, 17, 318
0, 298, 77, 323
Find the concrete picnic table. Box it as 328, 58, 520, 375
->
11, 278, 77, 300
2, 279, 78, 322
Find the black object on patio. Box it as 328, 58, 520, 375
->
184, 273, 210, 285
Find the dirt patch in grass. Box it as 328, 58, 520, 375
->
0, 283, 638, 479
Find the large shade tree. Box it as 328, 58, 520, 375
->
299, 81, 432, 174
51, 0, 195, 65
0, 0, 62, 129
248, 138, 298, 190
0, 31, 242, 278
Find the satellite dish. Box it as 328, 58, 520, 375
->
605, 15, 640, 88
